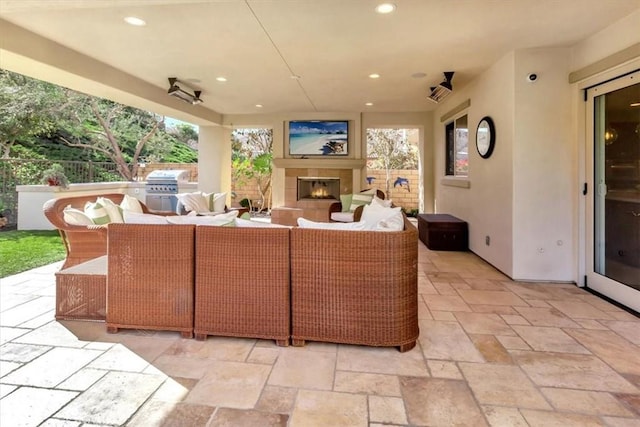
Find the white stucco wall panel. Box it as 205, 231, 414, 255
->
434, 52, 515, 277
197, 125, 228, 199
512, 48, 574, 281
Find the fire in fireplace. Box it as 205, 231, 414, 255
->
297, 177, 340, 200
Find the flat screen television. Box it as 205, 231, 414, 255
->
288, 120, 349, 156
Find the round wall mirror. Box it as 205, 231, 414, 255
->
476, 116, 495, 159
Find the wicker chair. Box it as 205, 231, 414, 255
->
43, 193, 162, 269
329, 189, 386, 223
106, 223, 195, 338
194, 226, 290, 346
290, 215, 419, 352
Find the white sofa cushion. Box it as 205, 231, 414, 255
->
235, 218, 290, 228
123, 211, 168, 224
167, 209, 238, 226
297, 217, 366, 231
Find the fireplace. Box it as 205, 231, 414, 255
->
297, 177, 340, 201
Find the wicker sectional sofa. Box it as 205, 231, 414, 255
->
46, 194, 419, 351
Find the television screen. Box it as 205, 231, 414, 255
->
288, 120, 348, 156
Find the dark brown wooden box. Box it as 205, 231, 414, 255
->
417, 214, 468, 251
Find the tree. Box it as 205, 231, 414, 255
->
0, 69, 196, 180
55, 90, 165, 180
366, 128, 419, 197
0, 70, 65, 158
167, 122, 199, 150
231, 128, 273, 211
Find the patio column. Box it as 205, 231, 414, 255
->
197, 125, 231, 196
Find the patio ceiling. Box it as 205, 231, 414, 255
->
0, 0, 638, 124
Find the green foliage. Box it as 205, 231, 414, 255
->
231, 128, 273, 210
0, 230, 66, 278
161, 137, 199, 163
0, 68, 198, 180
402, 207, 419, 218
0, 70, 64, 158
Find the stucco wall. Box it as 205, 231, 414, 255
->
434, 52, 515, 278
512, 48, 573, 281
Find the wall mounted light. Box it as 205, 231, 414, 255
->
167, 77, 203, 105
427, 71, 454, 103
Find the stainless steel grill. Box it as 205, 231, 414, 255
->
145, 169, 190, 212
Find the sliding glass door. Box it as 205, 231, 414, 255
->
586, 71, 640, 312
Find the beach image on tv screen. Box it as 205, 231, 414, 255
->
289, 121, 348, 156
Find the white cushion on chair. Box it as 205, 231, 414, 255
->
330, 211, 355, 223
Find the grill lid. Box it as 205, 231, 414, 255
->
146, 169, 190, 182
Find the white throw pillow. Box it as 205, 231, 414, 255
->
120, 194, 143, 213
97, 197, 124, 223
203, 192, 227, 213
376, 210, 405, 231
175, 192, 210, 214
360, 202, 402, 230
371, 195, 392, 208
63, 206, 94, 226
330, 211, 355, 223
122, 211, 168, 224
297, 217, 367, 231
84, 201, 111, 225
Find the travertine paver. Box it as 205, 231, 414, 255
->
1, 244, 639, 426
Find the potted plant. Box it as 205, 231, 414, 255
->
41, 163, 70, 188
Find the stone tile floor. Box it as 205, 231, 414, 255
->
1, 242, 639, 426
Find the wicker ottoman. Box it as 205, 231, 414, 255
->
417, 214, 468, 251
55, 256, 107, 321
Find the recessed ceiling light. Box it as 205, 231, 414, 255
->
124, 16, 146, 26
375, 3, 396, 14
365, 102, 374, 106
369, 73, 380, 79
411, 72, 427, 79
255, 104, 263, 108
216, 77, 227, 82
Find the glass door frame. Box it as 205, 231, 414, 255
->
584, 69, 640, 313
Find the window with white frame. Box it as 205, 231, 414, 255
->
445, 115, 468, 176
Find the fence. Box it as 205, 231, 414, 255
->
365, 169, 419, 211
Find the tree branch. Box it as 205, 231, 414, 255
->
58, 135, 113, 157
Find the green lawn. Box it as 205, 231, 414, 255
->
0, 230, 66, 278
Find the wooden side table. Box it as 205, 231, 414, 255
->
417, 214, 468, 251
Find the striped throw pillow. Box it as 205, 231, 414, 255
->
349, 193, 374, 212
84, 201, 111, 225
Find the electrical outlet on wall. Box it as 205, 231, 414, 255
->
485, 236, 490, 246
